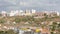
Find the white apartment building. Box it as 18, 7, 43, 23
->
24, 9, 31, 16
14, 10, 19, 16
19, 10, 25, 16
31, 9, 36, 14
50, 11, 60, 16
9, 10, 25, 16
8, 9, 36, 16
1, 11, 7, 17
55, 11, 60, 16
9, 10, 15, 16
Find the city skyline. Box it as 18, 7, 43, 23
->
0, 0, 60, 12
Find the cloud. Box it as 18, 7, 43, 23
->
17, 0, 59, 7
20, 2, 28, 6
0, 0, 60, 11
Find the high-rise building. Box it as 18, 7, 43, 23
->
55, 11, 60, 16
25, 9, 31, 16
1, 11, 7, 17
9, 10, 15, 16
31, 9, 36, 14
15, 10, 19, 16
19, 10, 25, 16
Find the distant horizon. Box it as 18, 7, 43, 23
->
0, 9, 59, 13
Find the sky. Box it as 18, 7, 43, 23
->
0, 0, 60, 12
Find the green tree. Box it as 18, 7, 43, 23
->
5, 30, 17, 34
0, 19, 5, 23
0, 31, 5, 34
15, 18, 21, 23
50, 22, 57, 34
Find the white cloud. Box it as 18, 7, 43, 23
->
0, 0, 60, 11
3, 0, 17, 5
17, 0, 58, 7
20, 2, 28, 6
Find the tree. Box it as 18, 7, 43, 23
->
0, 19, 6, 23
50, 22, 58, 34
14, 18, 21, 23
0, 31, 5, 34
5, 30, 16, 34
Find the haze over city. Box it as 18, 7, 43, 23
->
0, 0, 60, 34
0, 0, 60, 12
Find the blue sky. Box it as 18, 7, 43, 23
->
0, 0, 60, 11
